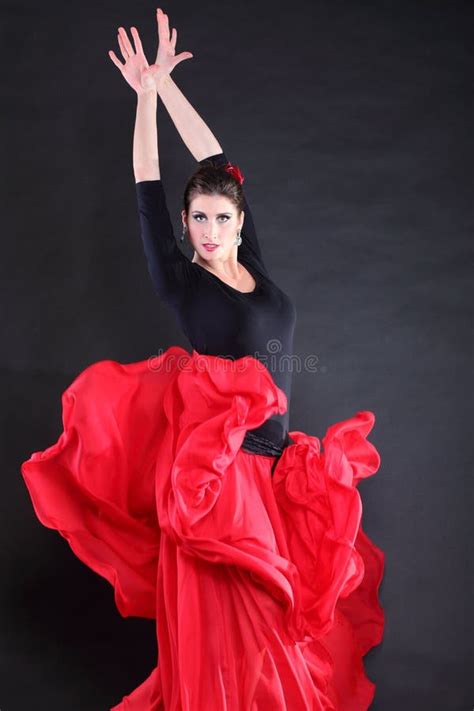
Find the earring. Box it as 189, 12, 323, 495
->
234, 230, 242, 246
180, 224, 187, 242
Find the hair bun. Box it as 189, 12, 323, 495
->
223, 161, 245, 185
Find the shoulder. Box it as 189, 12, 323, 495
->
239, 250, 270, 281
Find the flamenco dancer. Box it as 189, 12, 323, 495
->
21, 8, 385, 710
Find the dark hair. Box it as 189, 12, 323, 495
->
183, 161, 244, 216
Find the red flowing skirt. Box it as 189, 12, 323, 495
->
21, 346, 385, 710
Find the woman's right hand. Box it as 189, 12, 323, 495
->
108, 26, 152, 96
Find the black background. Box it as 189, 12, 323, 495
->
2, 1, 472, 709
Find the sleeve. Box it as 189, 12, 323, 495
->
135, 179, 195, 307
198, 152, 269, 277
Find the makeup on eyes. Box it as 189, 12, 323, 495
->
192, 213, 232, 222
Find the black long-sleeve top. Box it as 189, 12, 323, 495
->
135, 151, 297, 453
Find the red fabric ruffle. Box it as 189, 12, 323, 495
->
21, 346, 384, 710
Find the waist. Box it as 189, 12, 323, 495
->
241, 427, 292, 457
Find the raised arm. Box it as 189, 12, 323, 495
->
133, 88, 197, 307
108, 24, 194, 306
155, 73, 268, 274
133, 88, 160, 181
147, 7, 268, 273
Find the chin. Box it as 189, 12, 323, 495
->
199, 248, 222, 259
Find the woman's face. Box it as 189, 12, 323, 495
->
182, 193, 244, 261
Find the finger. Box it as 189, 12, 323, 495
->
156, 8, 166, 44
161, 10, 170, 42
130, 26, 145, 57
118, 26, 135, 56
117, 32, 129, 61
173, 52, 193, 68
170, 27, 177, 50
108, 50, 125, 71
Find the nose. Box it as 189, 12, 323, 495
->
206, 226, 219, 242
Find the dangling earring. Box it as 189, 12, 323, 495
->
180, 224, 187, 242
234, 229, 242, 246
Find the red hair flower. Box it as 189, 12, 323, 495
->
223, 161, 245, 185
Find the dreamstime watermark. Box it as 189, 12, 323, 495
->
147, 338, 327, 375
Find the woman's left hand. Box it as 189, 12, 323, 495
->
149, 7, 193, 85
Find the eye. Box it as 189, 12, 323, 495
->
192, 215, 230, 222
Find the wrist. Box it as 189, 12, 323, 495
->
136, 87, 157, 101
155, 72, 172, 95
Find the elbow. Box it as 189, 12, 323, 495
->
148, 272, 179, 309
134, 165, 161, 183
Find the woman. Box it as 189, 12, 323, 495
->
21, 8, 384, 710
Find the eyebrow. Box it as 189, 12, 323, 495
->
191, 210, 233, 217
